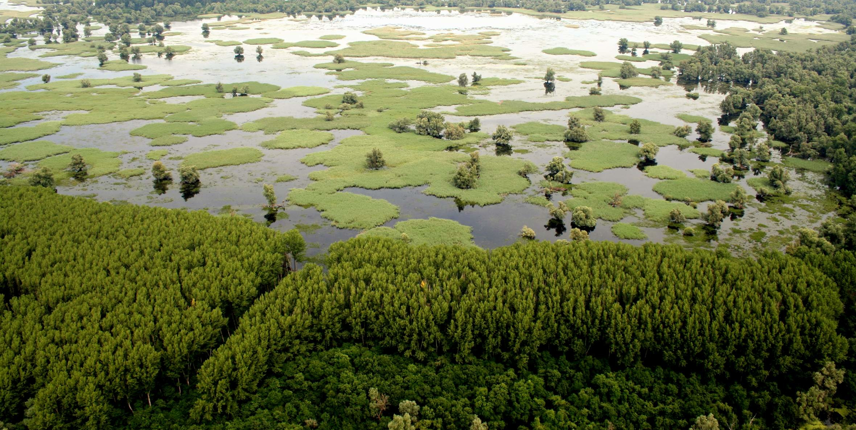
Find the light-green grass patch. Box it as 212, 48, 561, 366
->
326, 40, 512, 60
100, 60, 147, 71
616, 77, 671, 88
644, 165, 686, 179
319, 35, 346, 40
567, 141, 638, 171
263, 86, 330, 99
290, 189, 400, 229
642, 198, 700, 222
261, 129, 334, 149
181, 147, 263, 169
689, 168, 710, 179
360, 217, 475, 247
0, 72, 37, 90
272, 40, 339, 49
782, 157, 831, 172
512, 122, 566, 142
149, 135, 188, 146
452, 95, 641, 116
0, 140, 72, 161
208, 40, 243, 46
39, 148, 122, 181
690, 147, 724, 157
244, 38, 284, 45
563, 181, 633, 222
542, 47, 596, 56
130, 119, 237, 139
275, 174, 297, 183
0, 121, 62, 145
699, 27, 849, 53
0, 57, 57, 72
115, 168, 145, 178
146, 149, 168, 160
316, 60, 453, 83
611, 222, 647, 240
677, 113, 708, 123
653, 178, 738, 202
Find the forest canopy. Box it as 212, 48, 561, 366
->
0, 187, 854, 429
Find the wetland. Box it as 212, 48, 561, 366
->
0, 5, 842, 256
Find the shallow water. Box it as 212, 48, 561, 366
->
0, 5, 831, 256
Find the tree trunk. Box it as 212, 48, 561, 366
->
147, 392, 152, 407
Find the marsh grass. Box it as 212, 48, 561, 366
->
616, 77, 671, 88
319, 35, 346, 40
782, 157, 831, 172
244, 38, 284, 45
264, 86, 330, 99
326, 40, 512, 60
146, 149, 168, 160
645, 165, 686, 179
642, 198, 700, 221
261, 130, 334, 149
149, 135, 188, 146
689, 147, 724, 157
275, 174, 297, 183
0, 140, 72, 161
453, 95, 641, 116
653, 178, 738, 202
181, 147, 263, 169
0, 122, 62, 145
699, 27, 848, 52
676, 113, 708, 123
0, 73, 38, 90
315, 60, 453, 83
131, 119, 238, 139
513, 122, 566, 142
115, 168, 145, 178
360, 217, 475, 246
272, 40, 339, 49
100, 60, 147, 72
543, 47, 596, 56
611, 222, 647, 240
39, 148, 122, 181
289, 188, 400, 229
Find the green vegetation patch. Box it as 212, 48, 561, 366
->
326, 40, 512, 60
676, 114, 708, 123
689, 147, 724, 157
181, 147, 263, 170
513, 122, 566, 142
316, 60, 453, 83
453, 95, 641, 116
0, 121, 62, 146
165, 97, 271, 122
319, 35, 346, 40
149, 135, 188, 146
244, 38, 284, 45
289, 188, 400, 229
782, 157, 832, 172
272, 40, 339, 49
29, 74, 173, 90
360, 217, 475, 247
144, 82, 280, 99
563, 181, 632, 222
616, 77, 671, 88
115, 168, 145, 178
130, 119, 238, 139
275, 174, 297, 183
642, 198, 700, 222
653, 178, 739, 202
261, 129, 334, 149
146, 149, 168, 160
542, 47, 596, 56
99, 60, 147, 72
645, 165, 686, 180
39, 148, 122, 181
0, 72, 37, 90
611, 222, 647, 240
569, 141, 640, 172
0, 57, 57, 72
263, 86, 330, 99
0, 140, 72, 161
699, 27, 849, 53
208, 40, 243, 46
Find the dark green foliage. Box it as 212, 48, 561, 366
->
467, 117, 481, 132
415, 111, 445, 138
67, 153, 88, 181
366, 147, 385, 170
388, 117, 412, 133
27, 167, 54, 189
188, 237, 846, 426
697, 119, 714, 142
492, 125, 512, 146
619, 61, 638, 79
0, 187, 291, 428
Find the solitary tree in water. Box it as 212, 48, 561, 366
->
493, 125, 513, 146
458, 73, 469, 87
151, 161, 171, 182
68, 154, 88, 181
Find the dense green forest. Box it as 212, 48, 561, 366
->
678, 38, 856, 251
0, 187, 854, 429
